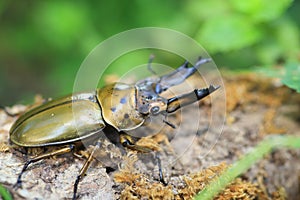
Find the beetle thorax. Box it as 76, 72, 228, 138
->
97, 83, 145, 131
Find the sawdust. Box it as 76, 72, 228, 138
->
115, 160, 285, 200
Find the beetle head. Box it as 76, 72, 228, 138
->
135, 78, 168, 116
135, 57, 218, 118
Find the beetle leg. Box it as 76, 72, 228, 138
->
0, 105, 19, 117
155, 153, 167, 185
14, 144, 75, 189
147, 54, 157, 75
73, 140, 101, 200
119, 133, 152, 153
154, 57, 212, 94
119, 133, 168, 185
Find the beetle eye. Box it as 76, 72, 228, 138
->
147, 95, 153, 100
150, 106, 160, 115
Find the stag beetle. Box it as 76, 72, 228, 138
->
9, 56, 219, 199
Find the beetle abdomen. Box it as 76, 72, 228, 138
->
10, 92, 105, 147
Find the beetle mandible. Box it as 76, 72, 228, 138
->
9, 56, 219, 199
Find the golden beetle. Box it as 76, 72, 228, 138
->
9, 57, 219, 199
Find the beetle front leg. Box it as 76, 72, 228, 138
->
154, 57, 212, 94
14, 144, 75, 189
119, 133, 167, 185
155, 153, 167, 185
119, 133, 152, 153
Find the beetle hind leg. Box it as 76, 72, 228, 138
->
14, 144, 75, 189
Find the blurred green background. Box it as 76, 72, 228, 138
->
1, 0, 299, 105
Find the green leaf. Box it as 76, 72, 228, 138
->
274, 18, 300, 61
230, 0, 293, 22
257, 62, 300, 92
185, 0, 231, 21
32, 1, 91, 49
254, 36, 284, 64
254, 17, 300, 64
196, 14, 262, 53
281, 63, 300, 92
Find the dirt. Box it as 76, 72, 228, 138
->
0, 74, 300, 200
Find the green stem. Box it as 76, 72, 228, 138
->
194, 135, 300, 200
0, 184, 13, 200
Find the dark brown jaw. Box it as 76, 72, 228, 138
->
166, 85, 220, 113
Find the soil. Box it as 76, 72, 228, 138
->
0, 74, 299, 200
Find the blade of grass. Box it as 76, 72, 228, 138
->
0, 184, 13, 200
194, 135, 300, 200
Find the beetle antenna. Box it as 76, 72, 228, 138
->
147, 54, 158, 75
163, 119, 176, 129
161, 113, 176, 129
